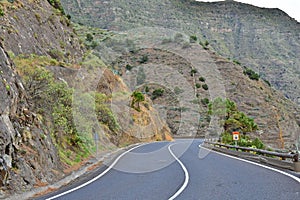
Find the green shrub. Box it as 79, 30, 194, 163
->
208, 98, 258, 134
47, 0, 65, 15
190, 68, 197, 76
86, 33, 93, 42
237, 135, 252, 147
221, 132, 233, 144
202, 84, 208, 90
221, 132, 265, 149
13, 54, 95, 165
152, 88, 164, 100
252, 137, 265, 149
189, 35, 197, 43
0, 7, 4, 17
243, 67, 260, 81
199, 76, 206, 82
66, 14, 71, 20
48, 49, 64, 61
89, 41, 98, 49
204, 40, 209, 46
131, 91, 145, 111
199, 40, 209, 50
201, 98, 209, 105
195, 83, 201, 88
233, 59, 241, 65
263, 79, 271, 87
95, 93, 119, 132
5, 85, 10, 91
126, 64, 133, 71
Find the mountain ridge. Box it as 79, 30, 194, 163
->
61, 0, 300, 106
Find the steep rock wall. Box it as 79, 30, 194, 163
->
0, 0, 83, 63
0, 45, 63, 196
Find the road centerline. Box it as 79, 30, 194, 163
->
168, 143, 190, 200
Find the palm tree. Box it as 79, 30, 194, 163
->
131, 91, 145, 111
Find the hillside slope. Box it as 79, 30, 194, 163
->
0, 0, 170, 197
61, 0, 300, 106
85, 27, 300, 149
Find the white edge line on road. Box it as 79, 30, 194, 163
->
199, 144, 300, 183
46, 143, 146, 200
168, 143, 190, 200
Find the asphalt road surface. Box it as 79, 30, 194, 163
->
39, 139, 300, 200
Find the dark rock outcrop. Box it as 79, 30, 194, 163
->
0, 45, 63, 195
0, 0, 82, 196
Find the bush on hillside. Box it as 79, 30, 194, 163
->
48, 0, 65, 15
0, 7, 4, 17
199, 76, 206, 82
189, 35, 197, 43
221, 132, 265, 149
202, 84, 208, 90
243, 67, 260, 80
152, 88, 164, 100
208, 98, 258, 134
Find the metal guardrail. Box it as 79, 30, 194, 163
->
204, 141, 299, 162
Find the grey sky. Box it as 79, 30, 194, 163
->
197, 0, 300, 22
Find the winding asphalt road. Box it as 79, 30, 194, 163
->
39, 139, 300, 200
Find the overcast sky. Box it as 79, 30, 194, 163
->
197, 0, 300, 22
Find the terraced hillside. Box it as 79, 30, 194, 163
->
61, 0, 300, 106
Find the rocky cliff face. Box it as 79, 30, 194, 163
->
0, 0, 80, 195
60, 0, 300, 107
0, 45, 63, 196
0, 0, 83, 63
0, 0, 171, 196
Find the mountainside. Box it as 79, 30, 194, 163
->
61, 0, 300, 106
0, 0, 299, 197
0, 0, 170, 197
0, 0, 83, 63
89, 29, 300, 149
0, 0, 81, 195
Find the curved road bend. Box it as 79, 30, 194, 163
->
39, 139, 300, 200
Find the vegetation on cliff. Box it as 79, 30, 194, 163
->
61, 0, 300, 107
13, 54, 91, 165
208, 98, 258, 134
0, 0, 299, 197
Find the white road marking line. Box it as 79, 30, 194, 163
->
168, 143, 190, 200
199, 144, 300, 183
46, 143, 146, 200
